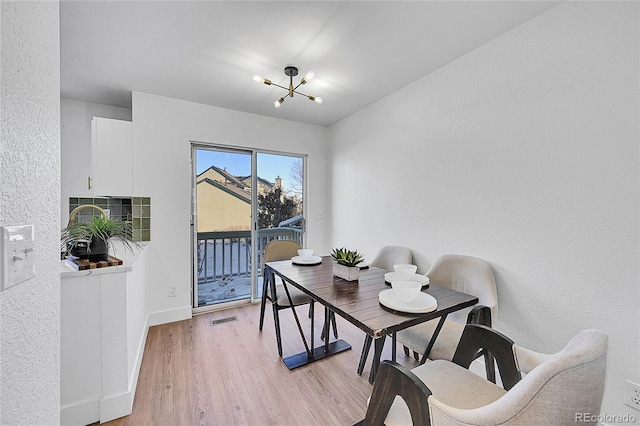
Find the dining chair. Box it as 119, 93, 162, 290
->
357, 246, 413, 375
359, 324, 608, 426
258, 239, 337, 356
396, 254, 498, 380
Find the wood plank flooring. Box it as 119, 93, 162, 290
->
103, 301, 421, 425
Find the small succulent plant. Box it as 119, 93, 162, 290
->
330, 247, 365, 267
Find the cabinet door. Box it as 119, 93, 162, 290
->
91, 117, 133, 196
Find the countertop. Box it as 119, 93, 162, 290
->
60, 242, 148, 278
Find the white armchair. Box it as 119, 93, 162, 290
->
359, 324, 608, 426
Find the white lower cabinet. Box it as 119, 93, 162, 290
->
60, 246, 147, 425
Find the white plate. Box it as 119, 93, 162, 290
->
384, 272, 430, 286
291, 255, 323, 265
378, 289, 438, 314
358, 262, 369, 269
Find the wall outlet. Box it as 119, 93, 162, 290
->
315, 211, 325, 220
169, 285, 177, 297
625, 380, 640, 411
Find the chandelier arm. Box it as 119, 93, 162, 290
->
269, 82, 289, 91
292, 89, 311, 97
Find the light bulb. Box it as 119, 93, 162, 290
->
274, 98, 284, 108
252, 74, 262, 83
301, 70, 315, 84
313, 96, 323, 104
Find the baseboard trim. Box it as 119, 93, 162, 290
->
148, 305, 192, 326
100, 391, 132, 423
128, 314, 151, 407
60, 397, 100, 426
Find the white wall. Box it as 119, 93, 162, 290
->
132, 92, 329, 319
0, 1, 61, 424
329, 1, 638, 419
60, 98, 132, 226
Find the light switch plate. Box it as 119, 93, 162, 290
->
1, 225, 35, 291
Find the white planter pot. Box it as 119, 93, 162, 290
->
333, 263, 359, 282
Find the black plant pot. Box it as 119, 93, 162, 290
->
87, 237, 110, 262
69, 240, 90, 259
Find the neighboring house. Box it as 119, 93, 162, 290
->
196, 166, 287, 232
237, 175, 279, 196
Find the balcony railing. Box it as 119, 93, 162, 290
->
197, 227, 303, 284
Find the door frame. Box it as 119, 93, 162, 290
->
190, 142, 307, 314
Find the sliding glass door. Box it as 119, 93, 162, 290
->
191, 145, 305, 310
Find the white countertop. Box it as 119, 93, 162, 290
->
60, 242, 148, 278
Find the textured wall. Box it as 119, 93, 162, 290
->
329, 1, 638, 418
0, 1, 61, 424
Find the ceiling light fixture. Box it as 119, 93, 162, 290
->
253, 66, 323, 109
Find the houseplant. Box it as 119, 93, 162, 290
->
330, 247, 365, 282
61, 205, 141, 261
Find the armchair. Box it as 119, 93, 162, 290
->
360, 324, 608, 426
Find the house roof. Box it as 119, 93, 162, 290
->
197, 178, 250, 204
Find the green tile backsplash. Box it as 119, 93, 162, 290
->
68, 196, 151, 242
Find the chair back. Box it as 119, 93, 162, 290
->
495, 329, 608, 425
427, 329, 608, 425
264, 240, 302, 264
371, 246, 412, 271
427, 254, 497, 317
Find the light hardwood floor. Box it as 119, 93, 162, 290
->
103, 301, 420, 425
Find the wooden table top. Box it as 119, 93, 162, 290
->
266, 256, 479, 339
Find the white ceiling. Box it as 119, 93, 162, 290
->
60, 1, 560, 127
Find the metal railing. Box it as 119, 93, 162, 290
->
197, 227, 303, 283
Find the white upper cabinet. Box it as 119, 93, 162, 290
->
91, 117, 133, 196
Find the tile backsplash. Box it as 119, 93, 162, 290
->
68, 196, 151, 241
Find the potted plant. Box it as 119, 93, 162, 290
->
330, 247, 365, 282
61, 205, 141, 262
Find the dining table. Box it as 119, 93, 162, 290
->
264, 255, 479, 383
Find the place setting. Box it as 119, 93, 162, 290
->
379, 264, 437, 314
291, 248, 323, 265
384, 263, 430, 287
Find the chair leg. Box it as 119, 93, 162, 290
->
403, 345, 410, 357
259, 274, 269, 331
272, 304, 283, 357
413, 351, 420, 361
357, 335, 373, 375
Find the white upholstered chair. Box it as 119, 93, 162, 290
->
396, 254, 498, 379
357, 246, 413, 374
360, 324, 608, 426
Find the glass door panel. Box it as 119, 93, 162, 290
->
193, 147, 252, 308
254, 153, 305, 298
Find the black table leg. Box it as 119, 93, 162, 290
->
280, 277, 351, 370
419, 315, 448, 365
368, 337, 385, 384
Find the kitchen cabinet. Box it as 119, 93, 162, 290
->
91, 117, 133, 196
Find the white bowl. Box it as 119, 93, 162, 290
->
391, 280, 422, 303
394, 264, 417, 279
297, 249, 314, 259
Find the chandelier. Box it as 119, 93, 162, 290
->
253, 66, 323, 109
